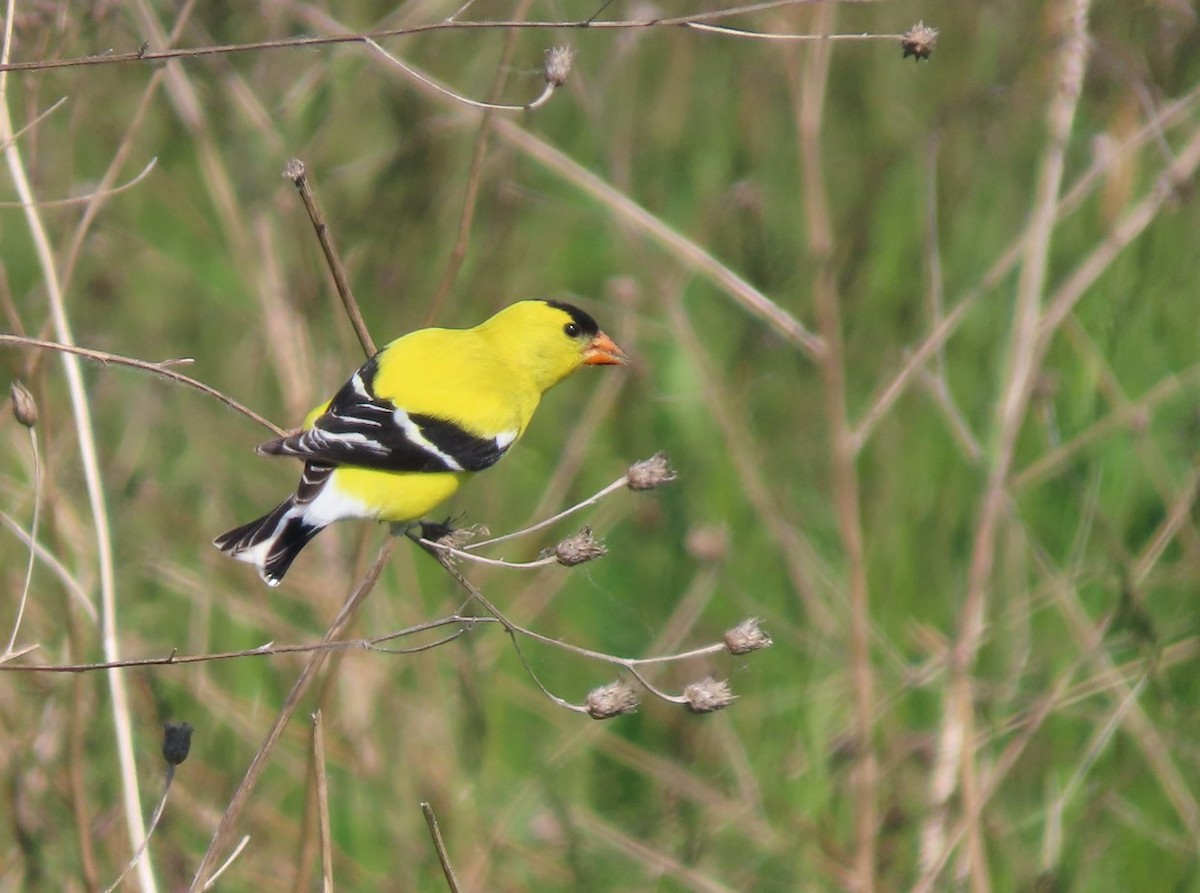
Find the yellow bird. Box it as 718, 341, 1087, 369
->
214, 300, 628, 585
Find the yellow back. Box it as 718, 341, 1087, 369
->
364, 301, 592, 438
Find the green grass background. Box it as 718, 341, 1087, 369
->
2, 1, 1200, 890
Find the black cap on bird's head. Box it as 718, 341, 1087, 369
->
544, 300, 629, 366
545, 300, 600, 337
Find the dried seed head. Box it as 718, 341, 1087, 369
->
724, 618, 772, 655
543, 46, 574, 87
626, 451, 677, 491
586, 680, 639, 719
10, 381, 38, 428
683, 677, 736, 714
426, 521, 488, 551
162, 721, 194, 766
901, 21, 939, 61
555, 525, 607, 566
282, 158, 306, 182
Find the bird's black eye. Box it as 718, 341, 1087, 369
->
564, 322, 581, 338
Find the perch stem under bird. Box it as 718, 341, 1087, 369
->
214, 300, 628, 585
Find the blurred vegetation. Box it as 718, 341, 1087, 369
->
2, 1, 1200, 891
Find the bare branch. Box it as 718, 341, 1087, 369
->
0, 334, 285, 436
284, 159, 374, 358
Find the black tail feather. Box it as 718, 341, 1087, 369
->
213, 497, 325, 587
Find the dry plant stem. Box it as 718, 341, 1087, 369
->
293, 735, 321, 893
914, 669, 1077, 893
487, 113, 823, 357
202, 836, 251, 891
0, 5, 157, 889
503, 631, 591, 713
850, 299, 974, 454
367, 36, 555, 113
938, 5, 1093, 889
447, 0, 481, 21
573, 810, 739, 893
0, 508, 96, 621
794, 3, 876, 888
1061, 321, 1200, 568
1037, 121, 1200, 342
686, 22, 904, 40
0, 93, 63, 150
0, 1, 835, 73
0, 612, 485, 672
311, 712, 334, 893
254, 213, 316, 421
425, 0, 532, 324
427, 543, 713, 707
922, 137, 949, 384
916, 364, 983, 461
0, 334, 286, 436
421, 802, 462, 893
1053, 675, 1150, 815
1049, 572, 1200, 835
420, 539, 559, 569
286, 160, 375, 358
851, 84, 1200, 455
70, 673, 100, 888
4, 426, 39, 654
466, 474, 629, 550
0, 156, 157, 208
189, 539, 396, 891
103, 765, 177, 893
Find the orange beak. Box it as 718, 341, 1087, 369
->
583, 331, 630, 366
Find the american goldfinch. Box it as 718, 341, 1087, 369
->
214, 300, 628, 586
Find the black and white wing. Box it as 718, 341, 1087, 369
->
256, 356, 516, 473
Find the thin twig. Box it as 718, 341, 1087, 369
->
424, 535, 729, 708
0, 156, 157, 208
4, 425, 40, 653
0, 508, 97, 622
189, 541, 395, 891
0, 334, 285, 436
0, 613, 488, 673
0, 2, 852, 74
0, 94, 66, 151
367, 36, 557, 114
284, 159, 375, 358
103, 765, 177, 893
1014, 364, 1200, 489
1037, 122, 1200, 344
420, 802, 462, 893
420, 539, 560, 569
202, 836, 251, 891
505, 631, 591, 714
685, 22, 902, 40
792, 3, 877, 887
465, 475, 629, 550
311, 712, 334, 893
